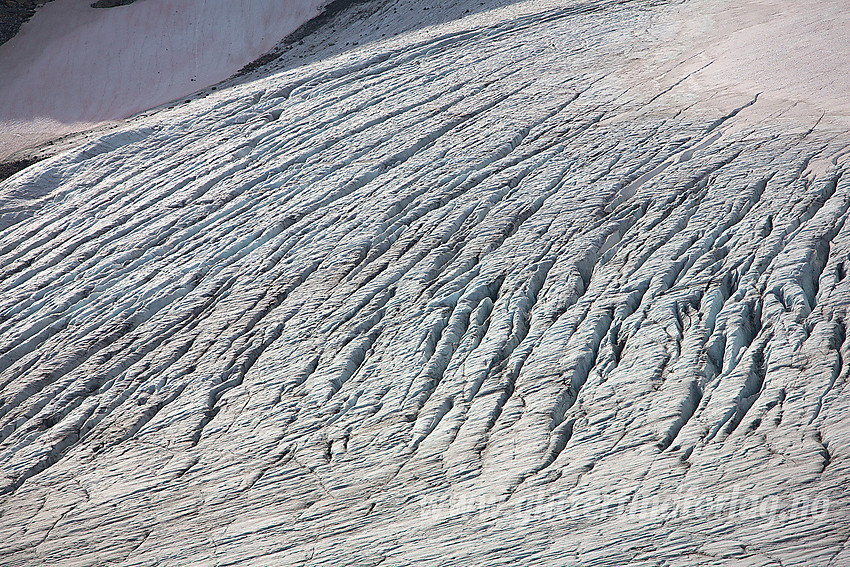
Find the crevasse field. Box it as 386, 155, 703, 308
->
0, 0, 848, 565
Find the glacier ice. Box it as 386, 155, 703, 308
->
0, 0, 848, 565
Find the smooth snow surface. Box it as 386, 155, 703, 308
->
0, 0, 849, 565
672, 0, 850, 121
0, 0, 325, 161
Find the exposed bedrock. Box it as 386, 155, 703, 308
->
0, 0, 51, 45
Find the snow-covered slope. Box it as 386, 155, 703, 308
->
0, 0, 849, 565
0, 0, 326, 161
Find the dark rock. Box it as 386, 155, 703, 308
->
91, 0, 138, 8
0, 0, 53, 46
0, 0, 140, 46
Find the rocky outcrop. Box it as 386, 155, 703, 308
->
0, 0, 140, 45
0, 0, 51, 45
90, 0, 138, 8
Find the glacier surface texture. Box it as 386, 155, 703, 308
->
0, 0, 848, 565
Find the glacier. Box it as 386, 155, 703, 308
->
0, 0, 848, 565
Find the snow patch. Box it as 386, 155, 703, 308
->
0, 0, 326, 160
